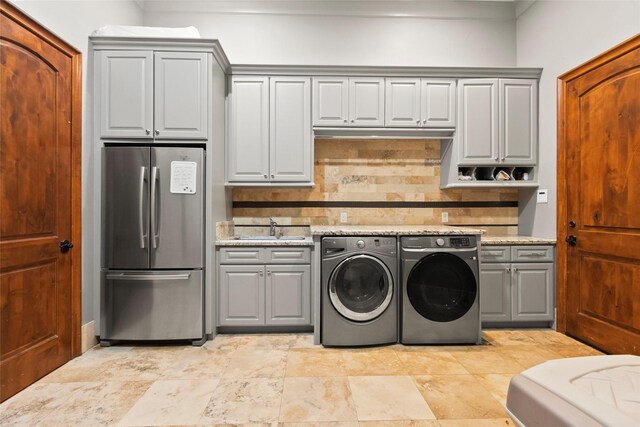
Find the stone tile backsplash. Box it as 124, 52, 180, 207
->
232, 139, 518, 235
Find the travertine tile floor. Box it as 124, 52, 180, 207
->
0, 330, 603, 426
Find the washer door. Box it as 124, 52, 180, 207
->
328, 254, 393, 322
407, 253, 477, 322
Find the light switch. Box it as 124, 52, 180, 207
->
537, 189, 548, 204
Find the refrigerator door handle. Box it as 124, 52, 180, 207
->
139, 166, 147, 249
105, 273, 191, 281
150, 166, 159, 249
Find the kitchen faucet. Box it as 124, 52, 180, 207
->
269, 218, 277, 236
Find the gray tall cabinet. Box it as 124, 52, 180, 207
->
91, 37, 230, 338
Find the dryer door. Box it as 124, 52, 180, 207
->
329, 254, 393, 322
407, 253, 477, 322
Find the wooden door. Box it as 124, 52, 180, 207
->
0, 1, 82, 401
558, 34, 640, 354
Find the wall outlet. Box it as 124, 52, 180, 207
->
340, 212, 348, 223
537, 189, 548, 204
441, 212, 449, 223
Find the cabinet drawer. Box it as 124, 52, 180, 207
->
480, 246, 511, 263
219, 247, 265, 264
511, 246, 554, 262
266, 247, 311, 264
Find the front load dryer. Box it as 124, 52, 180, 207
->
321, 236, 398, 346
401, 235, 481, 344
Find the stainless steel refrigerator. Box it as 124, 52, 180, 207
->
101, 146, 205, 345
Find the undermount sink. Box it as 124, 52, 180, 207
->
236, 235, 306, 241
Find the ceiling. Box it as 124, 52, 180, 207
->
136, 1, 536, 19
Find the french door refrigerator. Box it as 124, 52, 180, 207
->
101, 146, 205, 345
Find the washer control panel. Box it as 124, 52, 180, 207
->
402, 235, 477, 249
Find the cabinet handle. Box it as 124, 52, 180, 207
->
522, 252, 545, 257
145, 129, 151, 135
154, 130, 159, 136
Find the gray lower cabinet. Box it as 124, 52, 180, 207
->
480, 245, 554, 325
218, 247, 311, 327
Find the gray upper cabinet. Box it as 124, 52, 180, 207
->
421, 79, 456, 127
270, 77, 312, 182
312, 77, 384, 127
228, 76, 270, 182
154, 52, 208, 140
458, 78, 537, 166
228, 76, 312, 185
99, 51, 153, 139
385, 78, 456, 128
458, 79, 499, 165
500, 79, 537, 165
98, 50, 208, 140
349, 78, 385, 126
312, 77, 349, 126
385, 78, 421, 127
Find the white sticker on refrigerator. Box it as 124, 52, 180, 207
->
170, 161, 197, 194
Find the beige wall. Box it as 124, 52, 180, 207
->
233, 139, 519, 235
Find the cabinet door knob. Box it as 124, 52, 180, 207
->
416, 120, 420, 124
343, 119, 347, 123
263, 174, 267, 179
259, 270, 264, 276
271, 174, 274, 178
145, 129, 151, 135
494, 156, 498, 161
267, 270, 271, 275
350, 119, 354, 123
501, 157, 505, 161
154, 130, 159, 136
422, 119, 426, 125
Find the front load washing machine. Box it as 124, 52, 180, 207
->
401, 235, 481, 344
321, 236, 398, 346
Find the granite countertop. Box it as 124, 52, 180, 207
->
482, 236, 557, 245
309, 225, 485, 236
215, 237, 314, 247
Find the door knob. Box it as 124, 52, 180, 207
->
566, 235, 577, 246
60, 240, 74, 253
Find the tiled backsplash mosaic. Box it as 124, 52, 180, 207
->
232, 139, 519, 235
